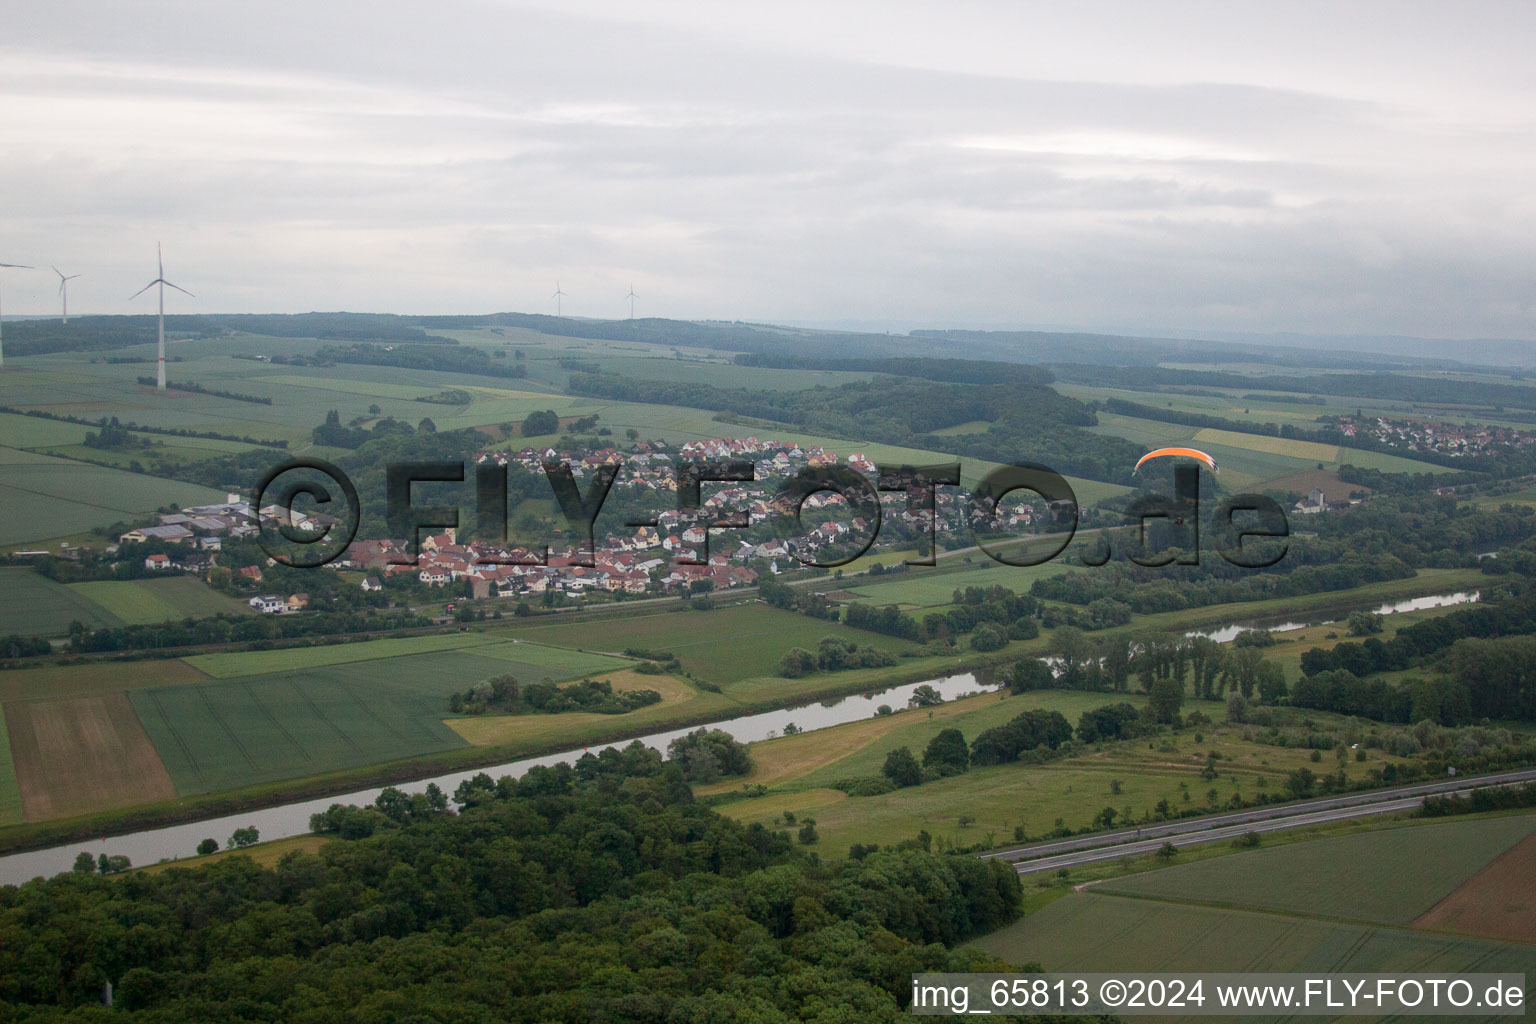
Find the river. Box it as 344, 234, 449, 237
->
0, 589, 1481, 884
1184, 590, 1479, 644
0, 671, 999, 884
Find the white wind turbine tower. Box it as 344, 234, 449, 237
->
552, 281, 567, 316
0, 261, 35, 368
52, 267, 81, 323
625, 284, 637, 319
130, 244, 193, 390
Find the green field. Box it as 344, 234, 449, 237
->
182, 633, 493, 678
469, 640, 633, 678
0, 446, 228, 546
0, 705, 22, 825
977, 889, 1536, 979
67, 577, 255, 626
501, 604, 918, 684
130, 655, 488, 794
0, 567, 123, 635
0, 412, 94, 449
181, 632, 630, 681
975, 813, 1536, 1007
1098, 813, 1536, 924
840, 561, 1083, 610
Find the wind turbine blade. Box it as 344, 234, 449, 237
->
129, 281, 159, 300
162, 280, 195, 298
157, 242, 164, 277
0, 263, 33, 269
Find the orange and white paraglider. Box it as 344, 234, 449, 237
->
1133, 447, 1219, 475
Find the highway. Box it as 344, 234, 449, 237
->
983, 767, 1536, 876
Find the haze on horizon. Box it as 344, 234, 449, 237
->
2, 1, 1534, 343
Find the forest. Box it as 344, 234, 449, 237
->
566, 370, 1141, 483
0, 744, 1056, 1023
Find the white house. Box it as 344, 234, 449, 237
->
248, 595, 286, 614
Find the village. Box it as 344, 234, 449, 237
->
1330, 414, 1535, 458
110, 436, 1030, 613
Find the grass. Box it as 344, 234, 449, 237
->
445, 669, 698, 746
134, 834, 330, 874
67, 577, 254, 626
0, 705, 22, 825
1098, 812, 1536, 924
0, 567, 123, 635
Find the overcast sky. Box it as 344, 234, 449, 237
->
2, 0, 1534, 340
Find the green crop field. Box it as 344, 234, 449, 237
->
1192, 426, 1342, 463
577, 355, 874, 392
128, 652, 527, 793
181, 631, 629, 682
1087, 412, 1201, 448
976, 890, 1536, 982
67, 577, 254, 626
0, 446, 228, 546
183, 633, 495, 678
1097, 813, 1536, 924
0, 705, 22, 825
470, 640, 631, 678
0, 412, 94, 449
0, 567, 123, 635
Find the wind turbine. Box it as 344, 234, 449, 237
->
130, 244, 193, 390
52, 266, 81, 324
625, 284, 637, 319
0, 261, 34, 368
552, 281, 566, 316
